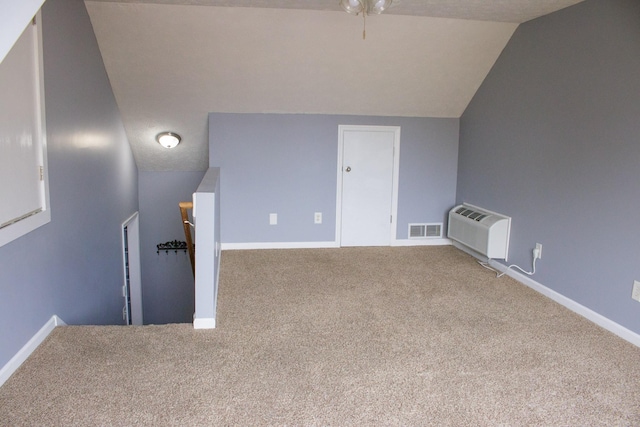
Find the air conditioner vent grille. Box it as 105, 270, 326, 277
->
454, 207, 488, 222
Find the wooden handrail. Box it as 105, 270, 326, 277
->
179, 201, 195, 277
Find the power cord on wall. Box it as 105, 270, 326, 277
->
478, 247, 541, 278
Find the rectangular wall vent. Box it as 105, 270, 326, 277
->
409, 223, 442, 239
426, 224, 442, 237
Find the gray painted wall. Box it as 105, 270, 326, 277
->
139, 171, 205, 324
457, 0, 640, 333
209, 113, 459, 244
0, 0, 138, 367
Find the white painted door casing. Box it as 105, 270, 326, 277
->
122, 212, 143, 325
336, 125, 400, 247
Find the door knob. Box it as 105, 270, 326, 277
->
345, 166, 351, 172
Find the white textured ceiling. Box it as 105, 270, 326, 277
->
87, 0, 586, 23
84, 0, 584, 171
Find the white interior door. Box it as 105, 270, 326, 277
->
337, 126, 400, 247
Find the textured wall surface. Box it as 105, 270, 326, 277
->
0, 0, 138, 367
139, 171, 205, 324
210, 113, 459, 244
457, 0, 640, 333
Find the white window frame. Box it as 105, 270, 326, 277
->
0, 12, 50, 248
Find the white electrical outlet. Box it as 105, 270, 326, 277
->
269, 213, 277, 225
632, 281, 640, 302
314, 212, 322, 224
535, 243, 543, 259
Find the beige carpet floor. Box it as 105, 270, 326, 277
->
1, 246, 639, 425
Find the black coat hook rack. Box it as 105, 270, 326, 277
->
157, 240, 188, 255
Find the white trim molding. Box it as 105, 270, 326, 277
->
0, 315, 66, 387
451, 240, 487, 260
193, 317, 216, 329
0, 12, 51, 249
222, 241, 339, 251
222, 240, 453, 250
488, 259, 640, 348
392, 238, 452, 247
122, 212, 143, 325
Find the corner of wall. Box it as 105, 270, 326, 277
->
0, 315, 66, 387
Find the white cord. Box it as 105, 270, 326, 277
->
478, 248, 540, 278
497, 248, 539, 278
477, 260, 499, 274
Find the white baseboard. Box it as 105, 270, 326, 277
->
222, 239, 453, 250
392, 238, 452, 247
451, 240, 492, 261
193, 317, 216, 329
488, 259, 640, 348
221, 241, 339, 251
0, 315, 66, 387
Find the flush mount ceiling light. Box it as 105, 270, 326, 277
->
156, 132, 181, 149
340, 0, 392, 15
340, 0, 392, 39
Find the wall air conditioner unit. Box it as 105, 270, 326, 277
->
447, 203, 511, 260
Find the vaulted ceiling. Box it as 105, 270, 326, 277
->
84, 0, 584, 171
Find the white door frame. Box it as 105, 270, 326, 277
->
122, 212, 143, 325
335, 125, 401, 246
